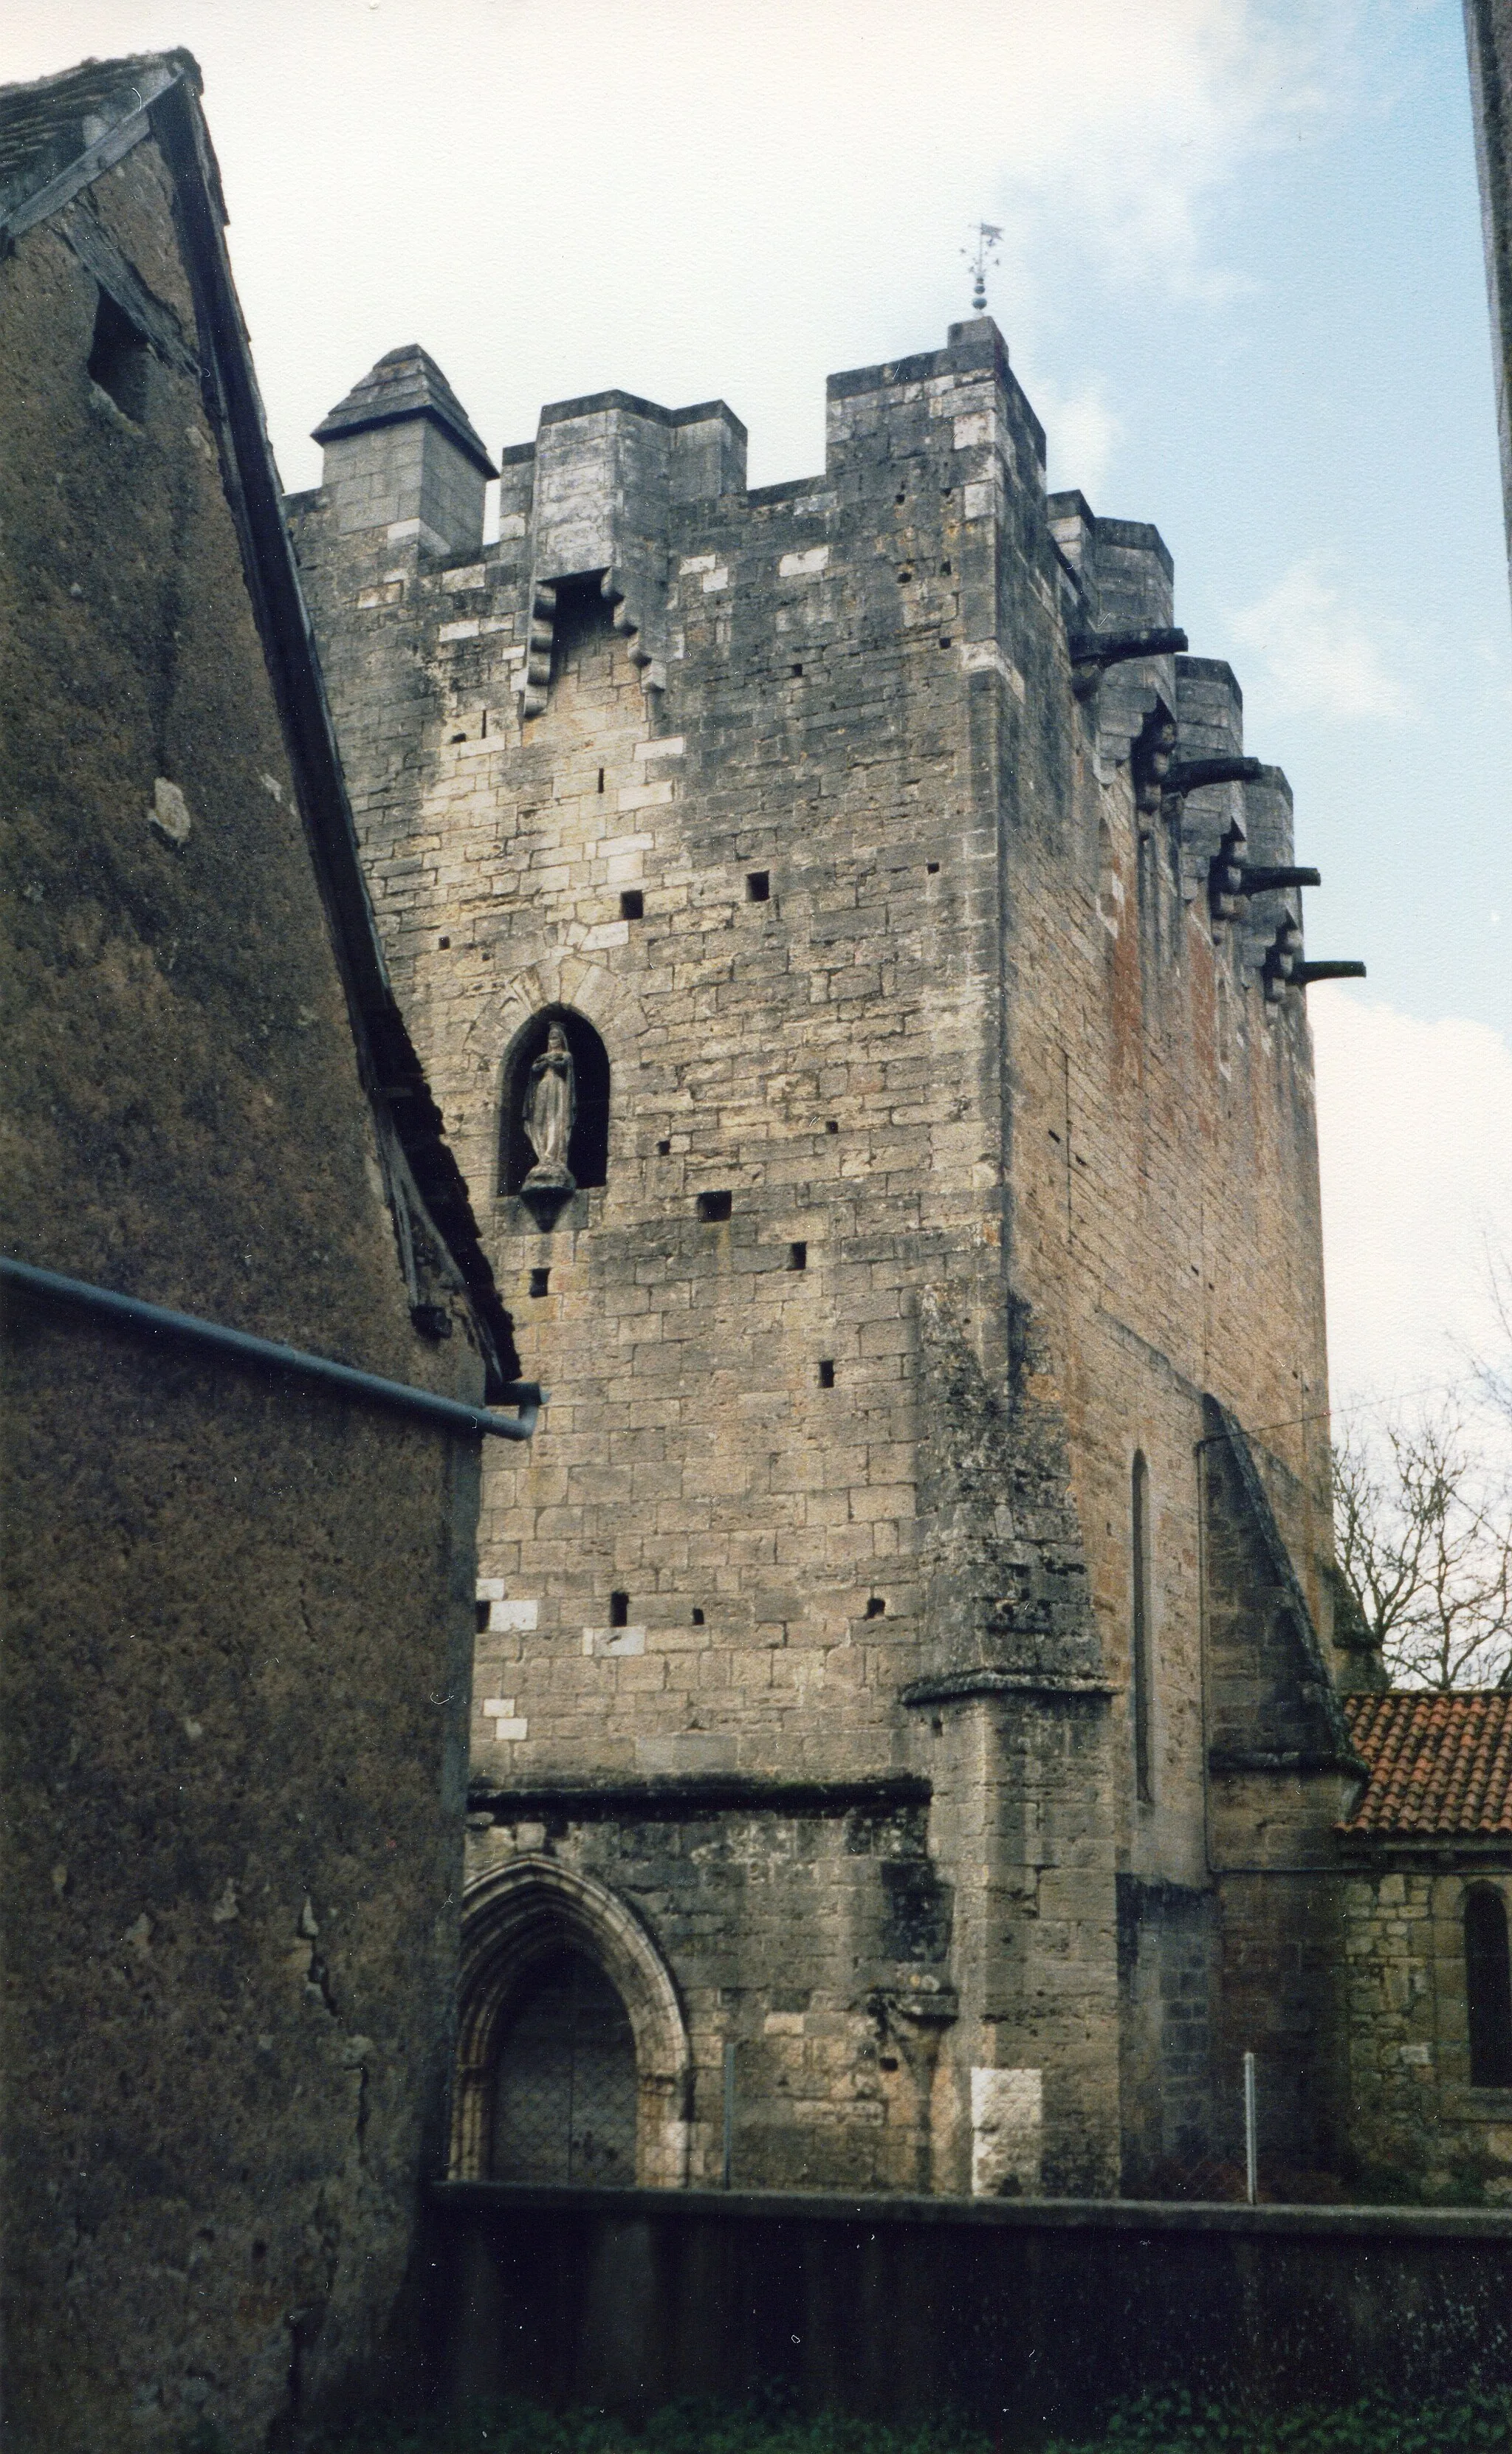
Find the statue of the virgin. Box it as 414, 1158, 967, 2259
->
521, 1021, 576, 1192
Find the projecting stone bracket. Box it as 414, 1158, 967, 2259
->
1068, 623, 1188, 699
868, 1973, 960, 2029
901, 1668, 1113, 1707
515, 579, 556, 718
513, 563, 669, 718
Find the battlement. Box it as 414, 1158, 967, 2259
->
292, 315, 1344, 1016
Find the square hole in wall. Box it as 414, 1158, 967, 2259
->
926, 862, 939, 876
692, 1608, 705, 1626
529, 1266, 550, 1298
656, 1138, 671, 1155
746, 871, 770, 903
818, 1359, 835, 1388
788, 1241, 807, 1271
610, 1591, 629, 1629
475, 1601, 491, 1633
865, 1596, 886, 1618
698, 1190, 732, 1222
791, 662, 803, 678
620, 889, 644, 920
825, 1120, 839, 1135
439, 935, 451, 948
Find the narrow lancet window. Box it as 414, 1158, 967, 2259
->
1465, 1886, 1512, 2089
1131, 1451, 1154, 1804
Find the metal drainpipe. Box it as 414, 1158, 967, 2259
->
1, 1256, 544, 1442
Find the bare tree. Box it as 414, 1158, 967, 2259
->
1477, 1232, 1512, 1431
1332, 1399, 1512, 1689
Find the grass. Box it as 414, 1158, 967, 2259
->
290, 2385, 1512, 2454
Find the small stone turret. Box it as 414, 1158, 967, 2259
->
313, 343, 496, 557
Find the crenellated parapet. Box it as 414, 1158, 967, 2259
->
291, 318, 1359, 1018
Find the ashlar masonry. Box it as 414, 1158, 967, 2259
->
290, 318, 1366, 2198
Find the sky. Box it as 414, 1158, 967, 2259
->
6, 0, 1510, 1420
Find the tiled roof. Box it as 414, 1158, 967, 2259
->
313, 345, 495, 476
1341, 1691, 1512, 1839
0, 54, 182, 225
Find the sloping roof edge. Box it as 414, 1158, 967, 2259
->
1206, 1397, 1361, 1764
8, 55, 518, 1391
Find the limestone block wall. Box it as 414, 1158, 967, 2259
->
1341, 1868, 1512, 2199
291, 315, 1347, 2194
461, 1790, 958, 2193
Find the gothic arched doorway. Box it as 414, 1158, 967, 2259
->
490, 1946, 637, 2183
451, 1855, 691, 2187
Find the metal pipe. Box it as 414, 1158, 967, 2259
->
1, 1256, 543, 1442
1243, 2052, 1259, 2204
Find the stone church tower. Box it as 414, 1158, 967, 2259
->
289, 317, 1366, 2199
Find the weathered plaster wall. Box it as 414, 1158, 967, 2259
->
1, 134, 482, 2452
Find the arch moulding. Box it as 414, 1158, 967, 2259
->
453, 955, 648, 1202
450, 1853, 690, 2186
466, 952, 647, 1085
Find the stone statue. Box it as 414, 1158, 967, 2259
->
522, 1021, 576, 1192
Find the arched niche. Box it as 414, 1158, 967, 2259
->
450, 1855, 691, 2187
498, 1006, 610, 1197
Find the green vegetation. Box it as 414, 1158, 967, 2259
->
303, 2385, 1512, 2454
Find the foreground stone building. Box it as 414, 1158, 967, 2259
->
292, 317, 1382, 2201
1339, 1691, 1512, 2199
0, 53, 536, 2451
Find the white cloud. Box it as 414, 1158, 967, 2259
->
1230, 556, 1412, 723
1037, 377, 1122, 501
0, 0, 1320, 489
1310, 995, 1512, 1413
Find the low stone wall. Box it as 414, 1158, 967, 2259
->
430, 2181, 1512, 2439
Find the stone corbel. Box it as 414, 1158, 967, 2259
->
602, 562, 668, 699
870, 1970, 960, 2029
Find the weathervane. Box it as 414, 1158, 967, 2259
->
965, 221, 1002, 314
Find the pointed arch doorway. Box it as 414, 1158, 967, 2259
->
489, 1945, 637, 2183
451, 1856, 691, 2187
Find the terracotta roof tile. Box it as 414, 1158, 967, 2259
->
1341, 1691, 1512, 1838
